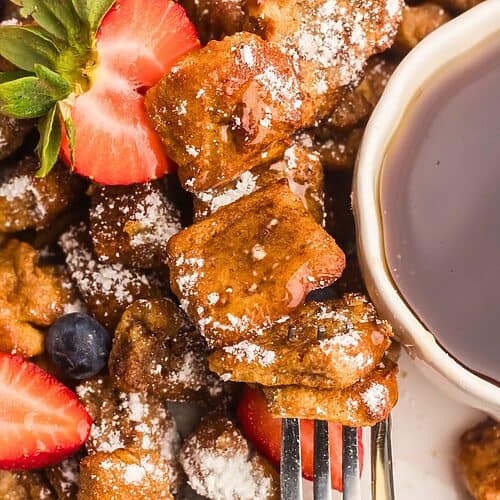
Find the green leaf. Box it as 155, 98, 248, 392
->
34, 64, 73, 96
0, 70, 31, 84
0, 25, 60, 71
0, 72, 71, 118
58, 97, 76, 165
71, 0, 115, 33
70, 0, 87, 23
11, 0, 83, 43
36, 104, 61, 177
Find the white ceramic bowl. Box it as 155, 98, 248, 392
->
352, 0, 500, 418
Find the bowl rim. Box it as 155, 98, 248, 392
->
353, 0, 500, 412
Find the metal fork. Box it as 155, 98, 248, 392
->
280, 416, 394, 499
280, 326, 395, 500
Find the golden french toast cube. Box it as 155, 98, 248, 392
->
245, 0, 403, 123
0, 470, 55, 500
76, 377, 183, 493
0, 155, 83, 233
0, 115, 33, 161
458, 419, 500, 500
326, 55, 398, 130
193, 143, 324, 223
209, 294, 392, 389
317, 127, 364, 171
145, 33, 304, 193
393, 3, 452, 55
45, 456, 80, 499
78, 448, 173, 500
179, 0, 246, 44
179, 414, 279, 500
167, 181, 345, 348
89, 182, 182, 269
109, 298, 214, 402
59, 223, 162, 330
76, 378, 178, 457
263, 361, 399, 425
0, 240, 69, 357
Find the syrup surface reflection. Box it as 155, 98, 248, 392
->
381, 35, 500, 383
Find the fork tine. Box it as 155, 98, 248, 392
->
371, 416, 395, 500
313, 420, 331, 500
281, 418, 303, 500
342, 426, 361, 500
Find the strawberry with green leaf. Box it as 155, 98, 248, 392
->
0, 0, 199, 184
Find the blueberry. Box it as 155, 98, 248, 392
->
46, 313, 112, 380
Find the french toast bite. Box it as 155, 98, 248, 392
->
89, 182, 182, 269
0, 470, 55, 500
167, 181, 345, 348
59, 223, 162, 330
0, 156, 83, 233
78, 448, 173, 500
180, 0, 246, 43
145, 33, 304, 192
246, 0, 403, 122
0, 115, 33, 161
317, 127, 364, 171
45, 456, 80, 500
109, 299, 217, 402
209, 294, 392, 389
193, 143, 324, 223
0, 240, 69, 357
179, 414, 279, 500
262, 360, 398, 425
458, 418, 500, 500
393, 3, 452, 55
76, 377, 182, 492
314, 55, 397, 170
325, 55, 398, 130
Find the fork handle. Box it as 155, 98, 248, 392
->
371, 417, 395, 500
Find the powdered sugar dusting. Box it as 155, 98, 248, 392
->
173, 254, 205, 312
197, 171, 258, 216
60, 223, 153, 307
123, 464, 145, 484
0, 18, 19, 26
128, 189, 182, 247
90, 183, 182, 252
361, 381, 389, 416
280, 0, 402, 87
181, 421, 275, 500
186, 451, 273, 500
0, 172, 48, 222
223, 340, 276, 367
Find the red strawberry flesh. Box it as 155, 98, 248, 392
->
97, 0, 199, 88
64, 77, 169, 184
0, 354, 91, 470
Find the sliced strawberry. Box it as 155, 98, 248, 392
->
62, 77, 170, 184
62, 0, 199, 185
97, 0, 200, 88
237, 386, 363, 491
0, 354, 92, 470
